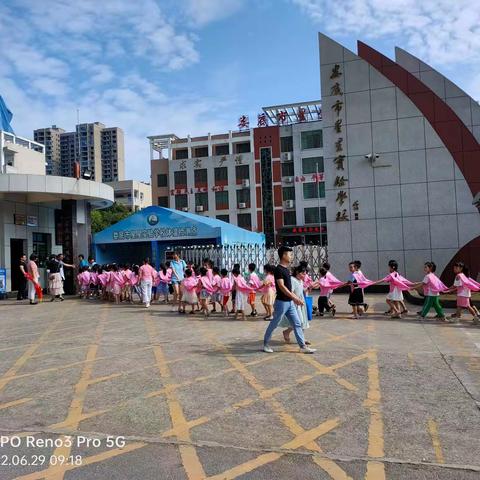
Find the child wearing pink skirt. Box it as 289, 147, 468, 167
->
446, 262, 480, 324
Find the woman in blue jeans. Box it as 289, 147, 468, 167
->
263, 246, 316, 354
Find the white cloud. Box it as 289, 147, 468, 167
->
292, 0, 480, 65
183, 0, 244, 27
0, 0, 244, 181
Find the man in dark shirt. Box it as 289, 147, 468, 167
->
17, 254, 28, 300
263, 246, 316, 354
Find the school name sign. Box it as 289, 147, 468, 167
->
112, 226, 198, 241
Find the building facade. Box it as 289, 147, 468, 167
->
107, 180, 152, 211
0, 130, 114, 293
319, 33, 480, 283
33, 125, 65, 175
34, 123, 125, 183
149, 101, 326, 246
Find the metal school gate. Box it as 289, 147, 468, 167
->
180, 244, 328, 280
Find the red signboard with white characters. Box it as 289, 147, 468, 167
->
211, 186, 225, 192
294, 173, 324, 183
284, 226, 327, 234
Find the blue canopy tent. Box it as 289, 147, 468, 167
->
93, 206, 265, 267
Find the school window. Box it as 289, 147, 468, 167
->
281, 162, 294, 177
157, 174, 168, 187
195, 192, 209, 210
302, 156, 324, 174
301, 130, 323, 149
194, 168, 208, 186
215, 191, 229, 210
303, 182, 325, 199
214, 144, 229, 155
237, 213, 252, 230
235, 142, 251, 153
304, 206, 326, 224
157, 196, 168, 207
217, 214, 230, 223
32, 232, 51, 267
236, 164, 250, 182
174, 148, 188, 160
282, 186, 295, 201
214, 167, 228, 184
280, 136, 293, 152
194, 146, 208, 157
283, 211, 297, 225
175, 194, 188, 210
174, 170, 187, 187
236, 189, 250, 207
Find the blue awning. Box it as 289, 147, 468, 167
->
93, 206, 265, 246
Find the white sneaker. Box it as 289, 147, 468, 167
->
300, 346, 316, 354
263, 345, 274, 353
473, 316, 480, 325
146, 303, 150, 308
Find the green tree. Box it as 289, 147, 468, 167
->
91, 203, 133, 234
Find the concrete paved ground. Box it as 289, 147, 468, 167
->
0, 294, 479, 480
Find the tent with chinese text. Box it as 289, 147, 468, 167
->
93, 206, 265, 267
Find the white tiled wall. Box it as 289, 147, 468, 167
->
319, 34, 480, 279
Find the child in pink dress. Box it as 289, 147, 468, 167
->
198, 267, 215, 317
110, 264, 125, 304
247, 263, 262, 317
181, 269, 199, 314
219, 269, 232, 317
260, 264, 276, 321
445, 262, 480, 324
77, 267, 91, 298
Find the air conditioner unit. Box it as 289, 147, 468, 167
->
284, 176, 294, 183
284, 200, 294, 208
182, 207, 189, 212
282, 152, 293, 161
195, 205, 204, 212
238, 202, 247, 209
242, 179, 250, 188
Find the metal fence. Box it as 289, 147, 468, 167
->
182, 244, 328, 279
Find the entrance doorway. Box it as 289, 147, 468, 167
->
10, 238, 26, 291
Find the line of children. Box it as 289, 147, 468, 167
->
75, 257, 480, 325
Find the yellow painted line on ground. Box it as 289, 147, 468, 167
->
35, 308, 110, 480
364, 348, 386, 480
0, 306, 72, 392
299, 354, 358, 392
0, 397, 32, 410
13, 441, 146, 480
46, 355, 280, 431
207, 419, 340, 480
330, 352, 370, 371
145, 315, 205, 480
427, 418, 445, 464
365, 461, 386, 480
407, 352, 415, 368
197, 325, 351, 480
0, 345, 155, 383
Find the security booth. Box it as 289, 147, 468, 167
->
93, 206, 265, 268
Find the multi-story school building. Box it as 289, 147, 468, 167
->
149, 33, 480, 283
150, 101, 326, 248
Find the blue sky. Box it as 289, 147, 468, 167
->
1, 0, 479, 181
